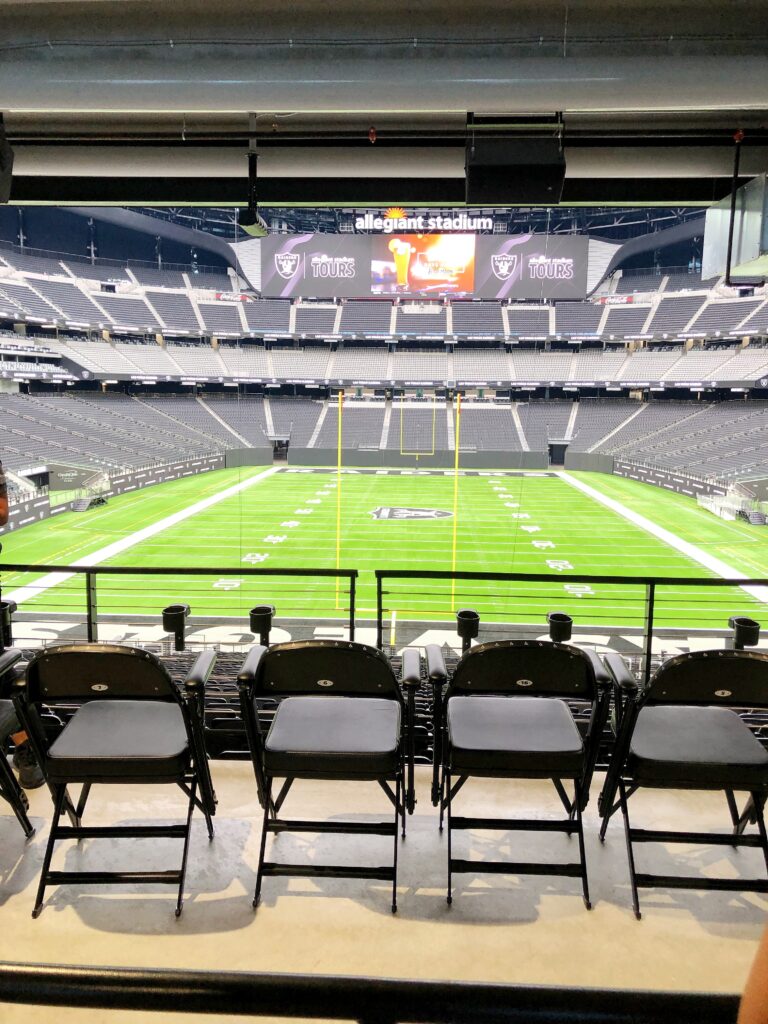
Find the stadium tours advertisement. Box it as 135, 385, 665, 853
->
261, 233, 588, 300
262, 235, 370, 298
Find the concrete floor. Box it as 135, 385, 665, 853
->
1, 764, 766, 1023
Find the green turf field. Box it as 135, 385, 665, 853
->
2, 466, 768, 629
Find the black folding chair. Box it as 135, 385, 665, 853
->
429, 612, 611, 908
0, 648, 35, 839
598, 620, 768, 918
13, 642, 217, 917
237, 639, 421, 912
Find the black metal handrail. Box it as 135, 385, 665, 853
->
0, 564, 358, 642
375, 569, 768, 681
3, 562, 768, 683
0, 961, 740, 1023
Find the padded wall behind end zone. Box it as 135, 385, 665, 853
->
223, 448, 275, 468
563, 452, 615, 473
287, 448, 549, 469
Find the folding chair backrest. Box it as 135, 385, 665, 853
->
449, 639, 597, 699
255, 640, 402, 701
25, 643, 178, 705
645, 649, 768, 708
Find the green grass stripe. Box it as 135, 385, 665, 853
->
1, 467, 767, 628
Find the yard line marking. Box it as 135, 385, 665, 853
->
5, 467, 282, 606
558, 471, 768, 605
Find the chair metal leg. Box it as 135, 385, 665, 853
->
446, 769, 453, 905
618, 779, 641, 920
32, 783, 67, 918
553, 778, 574, 816
400, 761, 407, 840
8, 791, 35, 839
177, 779, 214, 840
600, 782, 639, 843
431, 682, 442, 806
202, 798, 215, 842
598, 810, 610, 843
0, 753, 35, 839
735, 794, 758, 836
752, 793, 768, 878
60, 784, 82, 830
273, 778, 293, 815
174, 777, 198, 918
574, 792, 592, 911
438, 760, 447, 833
725, 789, 740, 828
75, 782, 92, 823
253, 778, 272, 909
392, 775, 400, 913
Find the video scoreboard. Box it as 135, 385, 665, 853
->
261, 233, 588, 300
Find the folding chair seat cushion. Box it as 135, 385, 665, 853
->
264, 696, 401, 775
46, 700, 190, 782
628, 705, 768, 786
447, 695, 584, 774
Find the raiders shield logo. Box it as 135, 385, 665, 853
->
274, 252, 301, 280
371, 506, 453, 520
491, 253, 518, 281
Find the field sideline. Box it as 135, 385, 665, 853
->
2, 466, 768, 629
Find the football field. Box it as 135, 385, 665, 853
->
2, 466, 768, 631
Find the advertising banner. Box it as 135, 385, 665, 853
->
474, 234, 589, 300
261, 235, 370, 298
261, 233, 588, 300
371, 234, 475, 297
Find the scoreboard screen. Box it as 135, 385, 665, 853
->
261, 233, 588, 300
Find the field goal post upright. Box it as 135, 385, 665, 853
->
335, 389, 344, 609
450, 391, 461, 609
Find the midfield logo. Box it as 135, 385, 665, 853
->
370, 506, 453, 520
491, 253, 519, 281
274, 252, 301, 279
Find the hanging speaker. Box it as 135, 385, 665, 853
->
465, 136, 565, 205
0, 117, 13, 204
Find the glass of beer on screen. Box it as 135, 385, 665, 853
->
388, 238, 413, 290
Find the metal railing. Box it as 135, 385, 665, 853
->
3, 562, 768, 678
0, 239, 226, 277
375, 569, 768, 682
0, 961, 740, 1023
0, 564, 358, 642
